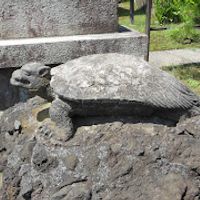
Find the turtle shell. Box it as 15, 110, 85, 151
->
50, 53, 199, 109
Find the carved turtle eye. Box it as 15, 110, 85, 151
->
39, 67, 50, 77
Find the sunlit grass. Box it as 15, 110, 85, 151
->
163, 64, 200, 95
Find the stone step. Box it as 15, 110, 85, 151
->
0, 29, 147, 68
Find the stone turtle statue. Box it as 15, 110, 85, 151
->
10, 53, 200, 139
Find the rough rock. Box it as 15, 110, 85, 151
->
1, 98, 200, 199
0, 96, 48, 173
32, 143, 58, 173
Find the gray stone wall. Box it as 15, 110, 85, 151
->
0, 0, 118, 39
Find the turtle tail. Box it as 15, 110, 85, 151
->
192, 106, 200, 116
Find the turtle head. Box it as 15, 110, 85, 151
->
10, 62, 51, 92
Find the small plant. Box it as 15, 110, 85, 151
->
155, 0, 200, 44
155, 0, 200, 25
171, 1, 200, 43
154, 0, 182, 24
170, 23, 200, 44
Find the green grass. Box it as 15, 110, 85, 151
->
118, 1, 200, 51
162, 64, 200, 95
118, 1, 147, 33
150, 30, 200, 51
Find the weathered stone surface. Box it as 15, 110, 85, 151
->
32, 143, 58, 173
1, 98, 200, 199
0, 0, 118, 39
0, 172, 2, 190
0, 96, 48, 173
62, 154, 78, 171
52, 181, 92, 200
0, 30, 147, 68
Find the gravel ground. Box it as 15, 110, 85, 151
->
149, 48, 200, 68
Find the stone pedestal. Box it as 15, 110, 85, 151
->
0, 28, 147, 68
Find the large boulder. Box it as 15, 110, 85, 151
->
1, 97, 200, 199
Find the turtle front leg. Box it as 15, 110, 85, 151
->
49, 98, 74, 141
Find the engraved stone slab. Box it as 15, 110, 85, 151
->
0, 0, 118, 39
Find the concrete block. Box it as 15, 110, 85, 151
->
0, 0, 118, 39
0, 29, 147, 68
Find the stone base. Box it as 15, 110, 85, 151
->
0, 28, 147, 68
1, 99, 200, 199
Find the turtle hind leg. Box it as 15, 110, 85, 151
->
49, 98, 74, 141
177, 106, 200, 124
189, 105, 200, 117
